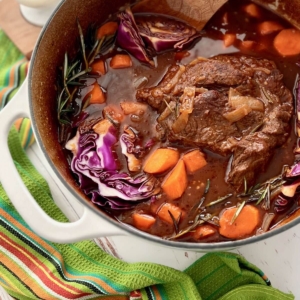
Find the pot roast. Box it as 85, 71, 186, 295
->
136, 55, 293, 190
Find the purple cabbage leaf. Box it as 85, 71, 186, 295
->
135, 15, 200, 53
117, 6, 154, 66
116, 6, 200, 66
66, 119, 160, 209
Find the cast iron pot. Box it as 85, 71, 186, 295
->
1, 0, 300, 250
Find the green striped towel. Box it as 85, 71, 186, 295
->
0, 29, 294, 300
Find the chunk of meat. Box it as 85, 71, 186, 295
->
137, 55, 293, 190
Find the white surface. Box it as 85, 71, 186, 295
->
0, 142, 298, 299
19, 0, 61, 27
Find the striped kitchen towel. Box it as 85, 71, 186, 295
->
0, 29, 295, 300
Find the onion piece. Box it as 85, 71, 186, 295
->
120, 101, 147, 115
228, 88, 264, 111
180, 86, 195, 114
281, 178, 300, 198
223, 105, 252, 123
257, 213, 275, 234
172, 111, 189, 133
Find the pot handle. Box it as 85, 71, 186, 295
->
0, 78, 127, 243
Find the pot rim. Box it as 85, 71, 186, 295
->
27, 0, 300, 250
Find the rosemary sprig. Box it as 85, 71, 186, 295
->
243, 177, 247, 195
256, 184, 270, 205
231, 201, 246, 224
205, 193, 232, 207
196, 179, 210, 209
167, 214, 213, 240
57, 20, 115, 125
63, 53, 71, 98
77, 19, 88, 70
163, 99, 174, 113
250, 122, 263, 134
168, 210, 181, 234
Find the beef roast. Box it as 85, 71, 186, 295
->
136, 55, 293, 190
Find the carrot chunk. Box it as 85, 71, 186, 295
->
91, 59, 106, 75
193, 224, 217, 240
223, 33, 236, 47
88, 84, 106, 104
219, 205, 261, 239
110, 54, 132, 69
132, 213, 156, 231
274, 29, 300, 56
257, 21, 284, 35
161, 159, 187, 200
243, 3, 261, 18
157, 203, 182, 224
143, 148, 179, 174
97, 22, 118, 39
182, 149, 207, 174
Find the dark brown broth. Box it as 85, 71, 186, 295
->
115, 0, 299, 241
63, 0, 300, 242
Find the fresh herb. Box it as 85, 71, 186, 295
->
237, 172, 285, 209
168, 210, 181, 234
243, 177, 247, 195
163, 99, 175, 113
196, 179, 210, 209
231, 201, 246, 224
57, 20, 116, 125
205, 193, 232, 207
167, 213, 213, 240
256, 184, 270, 206
250, 122, 263, 134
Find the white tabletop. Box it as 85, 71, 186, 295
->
1, 142, 295, 299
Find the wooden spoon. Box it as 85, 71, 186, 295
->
132, 0, 228, 30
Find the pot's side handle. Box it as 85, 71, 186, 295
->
0, 78, 127, 243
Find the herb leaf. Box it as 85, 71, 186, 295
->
231, 201, 246, 224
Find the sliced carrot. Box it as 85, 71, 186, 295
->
120, 101, 147, 115
143, 148, 179, 174
97, 21, 118, 39
110, 54, 132, 69
223, 33, 236, 47
273, 28, 300, 56
157, 203, 182, 225
257, 21, 284, 35
161, 159, 187, 200
132, 213, 156, 231
88, 84, 106, 104
193, 224, 217, 240
91, 59, 106, 75
243, 3, 261, 18
182, 149, 207, 174
219, 205, 261, 240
